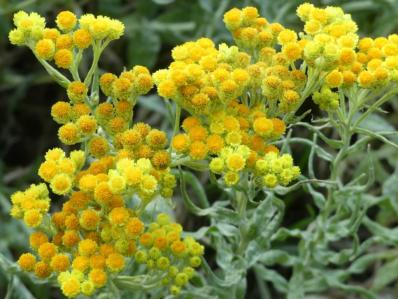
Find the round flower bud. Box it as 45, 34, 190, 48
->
56, 11, 77, 32
54, 49, 73, 69
35, 39, 55, 60
18, 253, 36, 271
73, 28, 92, 49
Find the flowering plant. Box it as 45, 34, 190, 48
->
5, 3, 398, 298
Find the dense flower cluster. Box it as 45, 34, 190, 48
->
10, 183, 50, 228
9, 10, 201, 298
153, 38, 251, 115
8, 3, 398, 299
171, 101, 300, 187
155, 8, 303, 188
9, 10, 124, 69
18, 207, 202, 297
38, 148, 85, 195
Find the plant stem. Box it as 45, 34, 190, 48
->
236, 190, 248, 255
30, 48, 70, 87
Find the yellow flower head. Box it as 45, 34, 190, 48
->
56, 11, 77, 32
54, 49, 73, 69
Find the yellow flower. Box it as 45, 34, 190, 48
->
9, 29, 26, 45
18, 253, 36, 271
79, 209, 100, 230
89, 136, 109, 158
325, 70, 343, 88
56, 11, 77, 32
30, 231, 48, 249
78, 239, 98, 256
226, 153, 245, 172
158, 80, 176, 98
73, 28, 92, 49
50, 254, 70, 272
189, 141, 208, 160
253, 117, 274, 137
81, 280, 95, 296
89, 268, 107, 287
61, 277, 81, 298
223, 8, 242, 30
24, 209, 43, 227
34, 261, 52, 278
50, 173, 72, 195
38, 160, 57, 182
38, 242, 58, 261
35, 39, 55, 60
106, 253, 125, 272
278, 29, 297, 45
76, 115, 97, 136
224, 171, 240, 186
54, 49, 73, 69
67, 81, 88, 103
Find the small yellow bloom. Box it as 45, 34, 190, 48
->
18, 253, 36, 271
35, 39, 55, 60
56, 11, 77, 32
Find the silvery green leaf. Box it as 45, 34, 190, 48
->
372, 258, 398, 291
215, 223, 239, 238
357, 113, 395, 133
382, 169, 398, 214
255, 265, 289, 293
271, 228, 307, 242
255, 250, 298, 267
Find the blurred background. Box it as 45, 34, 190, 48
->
2, 0, 398, 298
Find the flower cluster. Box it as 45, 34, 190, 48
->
254, 152, 301, 188
171, 101, 299, 187
100, 67, 153, 102
17, 208, 201, 297
223, 7, 283, 52
297, 3, 398, 110
153, 38, 251, 115
38, 148, 85, 195
9, 10, 201, 298
9, 10, 124, 69
10, 183, 50, 228
135, 213, 204, 295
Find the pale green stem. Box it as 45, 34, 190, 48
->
84, 40, 109, 87
353, 85, 398, 128
30, 47, 71, 88
237, 190, 248, 255
173, 104, 181, 138
70, 49, 83, 81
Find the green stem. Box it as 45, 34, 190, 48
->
236, 190, 248, 255
31, 48, 71, 88
173, 104, 181, 138
84, 41, 108, 87
70, 49, 83, 81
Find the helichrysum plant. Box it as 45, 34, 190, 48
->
6, 3, 398, 299
8, 10, 203, 298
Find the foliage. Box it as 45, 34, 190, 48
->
2, 1, 398, 299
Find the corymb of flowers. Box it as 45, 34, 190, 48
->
7, 2, 398, 299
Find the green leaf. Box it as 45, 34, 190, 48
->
372, 258, 398, 291
215, 223, 239, 238
383, 169, 398, 214
357, 113, 395, 133
137, 95, 168, 116
113, 274, 162, 290
255, 250, 297, 267
255, 265, 288, 293
127, 29, 160, 68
